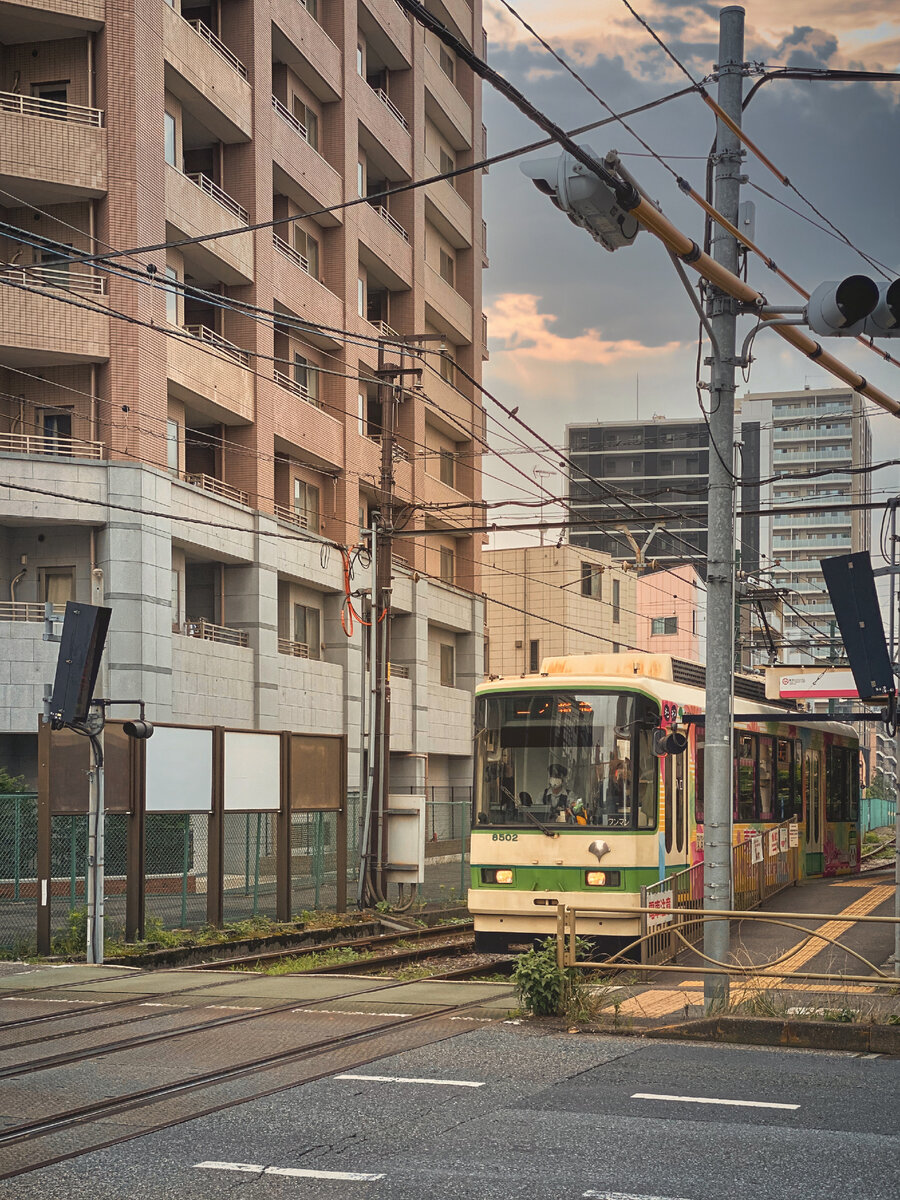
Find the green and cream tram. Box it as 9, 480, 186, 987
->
469, 653, 861, 951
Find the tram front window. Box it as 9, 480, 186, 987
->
475, 691, 658, 830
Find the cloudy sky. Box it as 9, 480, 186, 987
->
478, 1, 900, 529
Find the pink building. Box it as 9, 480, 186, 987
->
636, 565, 706, 663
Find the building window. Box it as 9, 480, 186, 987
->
166, 419, 180, 472
439, 248, 455, 286
356, 43, 364, 76
612, 578, 620, 624
171, 569, 181, 628
440, 146, 455, 176
439, 448, 455, 488
293, 478, 320, 530
301, 0, 318, 21
293, 353, 319, 403
294, 604, 321, 659
581, 563, 601, 599
440, 643, 455, 687
164, 266, 179, 325
651, 616, 678, 636
32, 79, 69, 108
357, 277, 365, 317
439, 546, 455, 584
42, 409, 72, 447
41, 567, 75, 607
292, 96, 318, 150
529, 639, 540, 673
439, 46, 455, 82
38, 245, 72, 290
293, 225, 319, 277
164, 111, 177, 167
439, 350, 455, 384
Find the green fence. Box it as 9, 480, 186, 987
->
0, 793, 38, 954
48, 813, 129, 945
223, 811, 278, 923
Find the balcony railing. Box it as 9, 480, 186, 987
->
273, 502, 310, 528
0, 264, 106, 296
0, 601, 65, 622
0, 431, 104, 459
180, 618, 249, 647
187, 18, 248, 79
368, 203, 409, 243
273, 232, 310, 274
274, 368, 322, 409
368, 433, 410, 462
278, 637, 310, 658
0, 89, 103, 127
368, 319, 400, 339
184, 323, 250, 366
368, 84, 408, 131
272, 94, 310, 142
185, 172, 248, 223
182, 472, 250, 506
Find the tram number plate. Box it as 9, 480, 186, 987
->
492, 832, 518, 842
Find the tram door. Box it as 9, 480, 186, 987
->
664, 751, 687, 863
804, 749, 824, 876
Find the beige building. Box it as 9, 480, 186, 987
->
483, 544, 638, 678
0, 0, 487, 800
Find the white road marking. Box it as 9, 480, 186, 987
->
337, 1073, 485, 1088
632, 1093, 799, 1110
302, 1008, 409, 1017
195, 1161, 384, 1181
1, 996, 103, 1005
583, 1191, 693, 1200
205, 1004, 262, 1011
138, 1002, 179, 1008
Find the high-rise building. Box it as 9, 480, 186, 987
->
566, 417, 710, 572
741, 387, 871, 665
0, 0, 487, 799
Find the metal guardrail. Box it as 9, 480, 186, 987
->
184, 324, 250, 366
278, 637, 310, 658
272, 94, 309, 140
0, 89, 103, 127
0, 264, 105, 295
368, 319, 400, 339
0, 601, 65, 622
273, 232, 310, 273
185, 172, 248, 223
368, 84, 408, 131
273, 502, 310, 528
368, 433, 410, 462
273, 368, 322, 409
183, 472, 250, 506
0, 431, 104, 459
187, 19, 248, 78
180, 619, 249, 647
368, 203, 409, 242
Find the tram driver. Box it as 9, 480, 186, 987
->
540, 762, 570, 817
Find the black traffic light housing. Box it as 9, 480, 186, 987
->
48, 601, 112, 729
123, 720, 154, 740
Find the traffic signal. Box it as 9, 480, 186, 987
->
123, 720, 154, 740
807, 275, 900, 337
48, 601, 111, 728
520, 145, 640, 252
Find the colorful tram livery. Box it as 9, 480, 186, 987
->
469, 653, 861, 951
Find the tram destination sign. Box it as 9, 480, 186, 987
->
765, 668, 860, 702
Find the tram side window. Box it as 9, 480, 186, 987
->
758, 736, 774, 821
826, 745, 854, 822
849, 751, 860, 821
776, 738, 800, 821
792, 739, 803, 819
734, 733, 757, 822
695, 738, 704, 825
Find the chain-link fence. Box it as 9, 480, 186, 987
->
291, 811, 341, 915
420, 796, 470, 905
223, 811, 278, 923
48, 813, 129, 946
0, 793, 38, 955
144, 813, 209, 931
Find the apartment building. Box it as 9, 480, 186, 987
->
482, 544, 637, 677
742, 387, 871, 665
635, 563, 705, 664
0, 0, 487, 799
566, 417, 710, 573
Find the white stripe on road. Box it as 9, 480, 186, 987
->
195, 1161, 384, 1182
2, 996, 103, 1004
632, 1093, 799, 1110
336, 1073, 485, 1088
583, 1192, 693, 1200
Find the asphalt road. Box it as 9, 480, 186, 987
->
2, 1023, 896, 1200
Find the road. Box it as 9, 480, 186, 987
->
2, 1022, 896, 1200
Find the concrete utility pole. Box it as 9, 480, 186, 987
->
703, 5, 745, 1009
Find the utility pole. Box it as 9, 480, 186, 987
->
703, 5, 745, 1010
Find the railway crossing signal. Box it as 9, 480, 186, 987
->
807, 275, 900, 336
520, 146, 641, 252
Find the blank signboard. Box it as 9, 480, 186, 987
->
224, 732, 281, 811
146, 726, 213, 813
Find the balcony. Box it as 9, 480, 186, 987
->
358, 0, 413, 65
163, 2, 252, 143
179, 618, 249, 647
424, 167, 472, 247
424, 48, 472, 149
167, 327, 254, 424
271, 5, 342, 101
428, 0, 474, 46
5, 0, 105, 27
272, 101, 343, 217
357, 76, 410, 172
165, 164, 253, 285
274, 367, 322, 411
358, 203, 412, 289
271, 234, 343, 329
278, 637, 310, 658
0, 278, 109, 365
0, 263, 105, 296
0, 431, 104, 460
0, 90, 106, 203
274, 502, 310, 529
182, 472, 250, 507
419, 369, 473, 429
266, 377, 342, 469
424, 262, 473, 343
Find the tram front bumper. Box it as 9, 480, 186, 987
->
467, 889, 642, 938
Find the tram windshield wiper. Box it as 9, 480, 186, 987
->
521, 806, 558, 838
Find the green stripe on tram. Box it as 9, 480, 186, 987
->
470, 864, 689, 892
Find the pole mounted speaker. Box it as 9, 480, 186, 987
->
819, 552, 895, 702
48, 601, 112, 728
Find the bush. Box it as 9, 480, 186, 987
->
513, 938, 568, 1016
52, 907, 89, 956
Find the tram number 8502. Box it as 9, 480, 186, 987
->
491, 832, 519, 841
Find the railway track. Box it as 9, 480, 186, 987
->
0, 977, 505, 1181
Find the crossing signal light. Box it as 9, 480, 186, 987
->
48, 602, 111, 729
520, 145, 640, 252
807, 276, 900, 337
123, 720, 154, 740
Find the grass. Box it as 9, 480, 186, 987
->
256, 946, 366, 974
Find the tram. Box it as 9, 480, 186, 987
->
468, 652, 861, 951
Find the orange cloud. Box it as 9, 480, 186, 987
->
487, 293, 681, 364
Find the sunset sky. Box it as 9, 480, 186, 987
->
478, 1, 900, 529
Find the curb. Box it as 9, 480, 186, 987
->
643, 1014, 900, 1054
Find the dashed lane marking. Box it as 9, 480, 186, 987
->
1, 996, 103, 1004
632, 1093, 799, 1110
195, 1161, 385, 1181
583, 1192, 693, 1200
336, 1074, 485, 1087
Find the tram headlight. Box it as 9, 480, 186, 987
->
481, 868, 514, 884
585, 870, 621, 887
